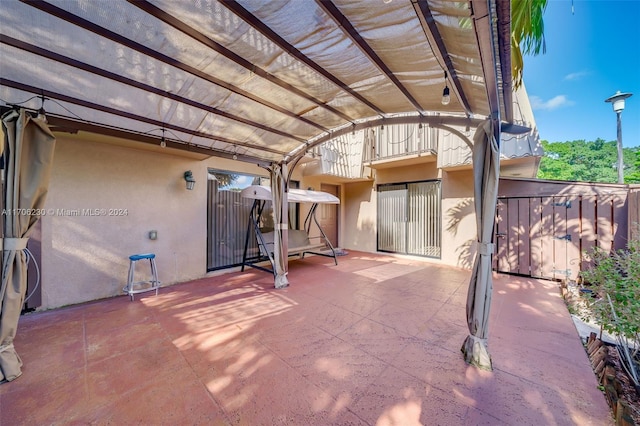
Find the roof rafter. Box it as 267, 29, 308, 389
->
1, 35, 307, 144
471, 0, 502, 123
495, 0, 513, 123
316, 0, 425, 114
287, 116, 530, 161
42, 115, 271, 166
221, 0, 386, 117
21, 0, 329, 134
128, 0, 356, 124
413, 0, 473, 115
1, 78, 288, 157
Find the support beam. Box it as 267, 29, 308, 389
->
0, 79, 281, 163
222, 0, 385, 117
129, 0, 355, 124
413, 1, 473, 115
461, 0, 504, 371
286, 113, 528, 162
317, 0, 426, 113
21, 0, 328, 133
0, 36, 306, 144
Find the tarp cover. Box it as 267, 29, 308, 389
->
0, 0, 507, 162
461, 119, 499, 370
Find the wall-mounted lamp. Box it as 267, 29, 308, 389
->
184, 170, 196, 190
441, 71, 450, 106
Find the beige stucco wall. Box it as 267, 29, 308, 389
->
342, 180, 377, 252
37, 136, 480, 309
338, 163, 478, 269
440, 169, 477, 268
375, 161, 439, 184
39, 135, 267, 309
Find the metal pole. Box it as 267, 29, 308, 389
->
616, 111, 624, 184
0, 128, 4, 283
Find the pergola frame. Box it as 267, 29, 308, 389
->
1, 0, 521, 372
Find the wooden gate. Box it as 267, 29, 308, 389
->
494, 179, 629, 281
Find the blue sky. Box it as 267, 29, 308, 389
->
523, 0, 640, 146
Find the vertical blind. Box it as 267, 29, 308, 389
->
377, 181, 441, 258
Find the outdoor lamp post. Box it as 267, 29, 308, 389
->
605, 91, 633, 184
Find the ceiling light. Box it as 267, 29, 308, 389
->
441, 71, 450, 106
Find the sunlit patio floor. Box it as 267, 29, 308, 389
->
1, 251, 611, 425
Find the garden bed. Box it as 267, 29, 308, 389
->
563, 281, 639, 425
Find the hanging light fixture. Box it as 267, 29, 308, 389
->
441, 71, 450, 106
36, 94, 47, 122
184, 170, 196, 190
160, 127, 166, 148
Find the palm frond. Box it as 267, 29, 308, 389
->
511, 0, 548, 88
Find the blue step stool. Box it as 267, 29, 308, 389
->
123, 253, 160, 301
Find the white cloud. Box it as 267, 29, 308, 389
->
530, 95, 574, 111
563, 70, 590, 81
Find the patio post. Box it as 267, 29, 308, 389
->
461, 118, 500, 371
270, 162, 289, 289
0, 109, 56, 382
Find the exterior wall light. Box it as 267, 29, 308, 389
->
184, 170, 196, 190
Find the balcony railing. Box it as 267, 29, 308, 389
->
364, 123, 439, 163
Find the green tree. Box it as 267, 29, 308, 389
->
537, 139, 639, 183
625, 150, 640, 184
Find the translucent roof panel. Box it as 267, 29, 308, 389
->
0, 0, 511, 163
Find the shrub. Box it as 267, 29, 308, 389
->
581, 233, 640, 387
581, 237, 640, 349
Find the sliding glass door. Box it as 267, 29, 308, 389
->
377, 181, 441, 258
207, 170, 299, 271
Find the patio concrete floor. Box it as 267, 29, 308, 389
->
1, 251, 611, 425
